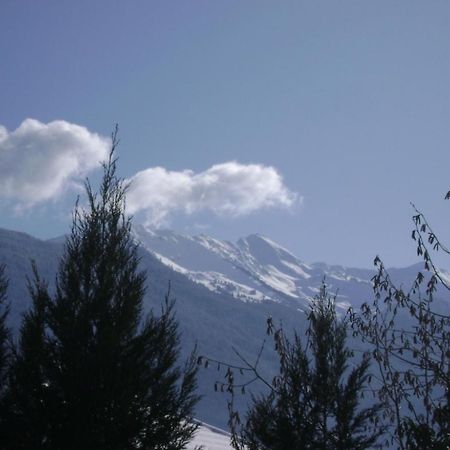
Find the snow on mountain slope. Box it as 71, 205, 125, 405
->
133, 225, 375, 309
3, 226, 449, 435
0, 227, 310, 430
187, 423, 232, 450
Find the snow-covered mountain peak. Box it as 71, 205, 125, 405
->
238, 233, 308, 272
131, 226, 377, 308
238, 233, 298, 261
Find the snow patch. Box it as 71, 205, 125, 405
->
187, 423, 232, 450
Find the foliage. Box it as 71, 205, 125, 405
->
3, 128, 199, 450
201, 284, 382, 450
349, 197, 450, 449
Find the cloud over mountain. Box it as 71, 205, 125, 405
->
0, 119, 109, 208
126, 161, 298, 226
0, 119, 298, 224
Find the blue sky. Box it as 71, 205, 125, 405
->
1, 1, 450, 268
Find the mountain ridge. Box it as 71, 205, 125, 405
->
1, 225, 446, 432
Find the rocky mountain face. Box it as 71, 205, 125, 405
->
1, 225, 446, 430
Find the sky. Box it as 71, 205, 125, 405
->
1, 0, 450, 269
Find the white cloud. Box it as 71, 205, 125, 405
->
0, 120, 298, 224
126, 162, 298, 226
0, 119, 109, 208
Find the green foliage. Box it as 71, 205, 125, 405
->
224, 284, 382, 450
4, 130, 199, 449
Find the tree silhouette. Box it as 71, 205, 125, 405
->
350, 196, 450, 449
5, 128, 199, 450
202, 284, 382, 450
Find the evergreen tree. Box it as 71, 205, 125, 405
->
4, 267, 53, 449
225, 284, 382, 450
6, 129, 199, 450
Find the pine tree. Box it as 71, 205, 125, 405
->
225, 284, 382, 450
4, 267, 53, 449
6, 129, 199, 450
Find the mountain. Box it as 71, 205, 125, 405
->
0, 227, 309, 430
133, 225, 378, 311
187, 422, 232, 450
1, 225, 447, 437
0, 228, 61, 329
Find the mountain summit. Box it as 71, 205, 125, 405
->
133, 225, 377, 310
